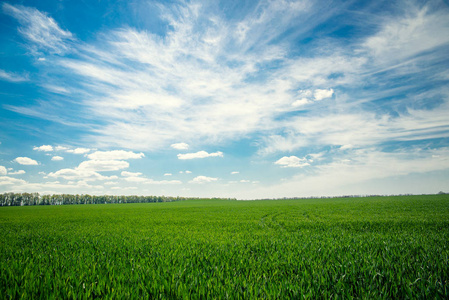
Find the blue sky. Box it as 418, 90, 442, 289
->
1, 0, 449, 199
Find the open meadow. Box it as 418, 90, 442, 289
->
1, 195, 448, 298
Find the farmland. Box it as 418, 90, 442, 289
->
1, 195, 448, 298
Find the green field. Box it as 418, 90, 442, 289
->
1, 195, 448, 299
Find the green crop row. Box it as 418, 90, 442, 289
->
1, 195, 448, 299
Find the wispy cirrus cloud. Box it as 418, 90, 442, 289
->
363, 4, 449, 66
2, 2, 73, 54
260, 100, 449, 155
3, 0, 344, 151
0, 69, 28, 82
5, 0, 449, 154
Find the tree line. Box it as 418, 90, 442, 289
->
0, 193, 236, 206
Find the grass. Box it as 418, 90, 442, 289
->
1, 195, 448, 298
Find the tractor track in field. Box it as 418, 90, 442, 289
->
259, 212, 286, 231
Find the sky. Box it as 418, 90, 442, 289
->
1, 0, 449, 199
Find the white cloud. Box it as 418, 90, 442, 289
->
313, 89, 334, 101
275, 156, 310, 168
66, 148, 90, 154
0, 69, 28, 82
8, 170, 26, 175
78, 160, 129, 172
55, 146, 68, 151
5, 1, 449, 158
231, 171, 239, 175
147, 179, 182, 185
292, 98, 310, 107
2, 3, 73, 54
189, 176, 218, 184
291, 88, 334, 107
185, 170, 192, 174
0, 176, 26, 186
46, 152, 135, 181
73, 181, 102, 189
0, 175, 110, 193
307, 152, 325, 162
164, 173, 172, 176
16, 1, 330, 151
47, 168, 116, 181
33, 145, 53, 151
3, 2, 449, 199
177, 151, 223, 160
170, 143, 189, 150
104, 91, 182, 110
14, 157, 38, 165
123, 176, 181, 184
121, 171, 142, 177
340, 144, 353, 150
261, 102, 449, 155
87, 150, 144, 160
112, 186, 138, 191
243, 147, 449, 199
240, 180, 250, 183
123, 176, 148, 183
0, 3, 360, 154
51, 156, 64, 161
104, 181, 117, 186
0, 166, 7, 175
